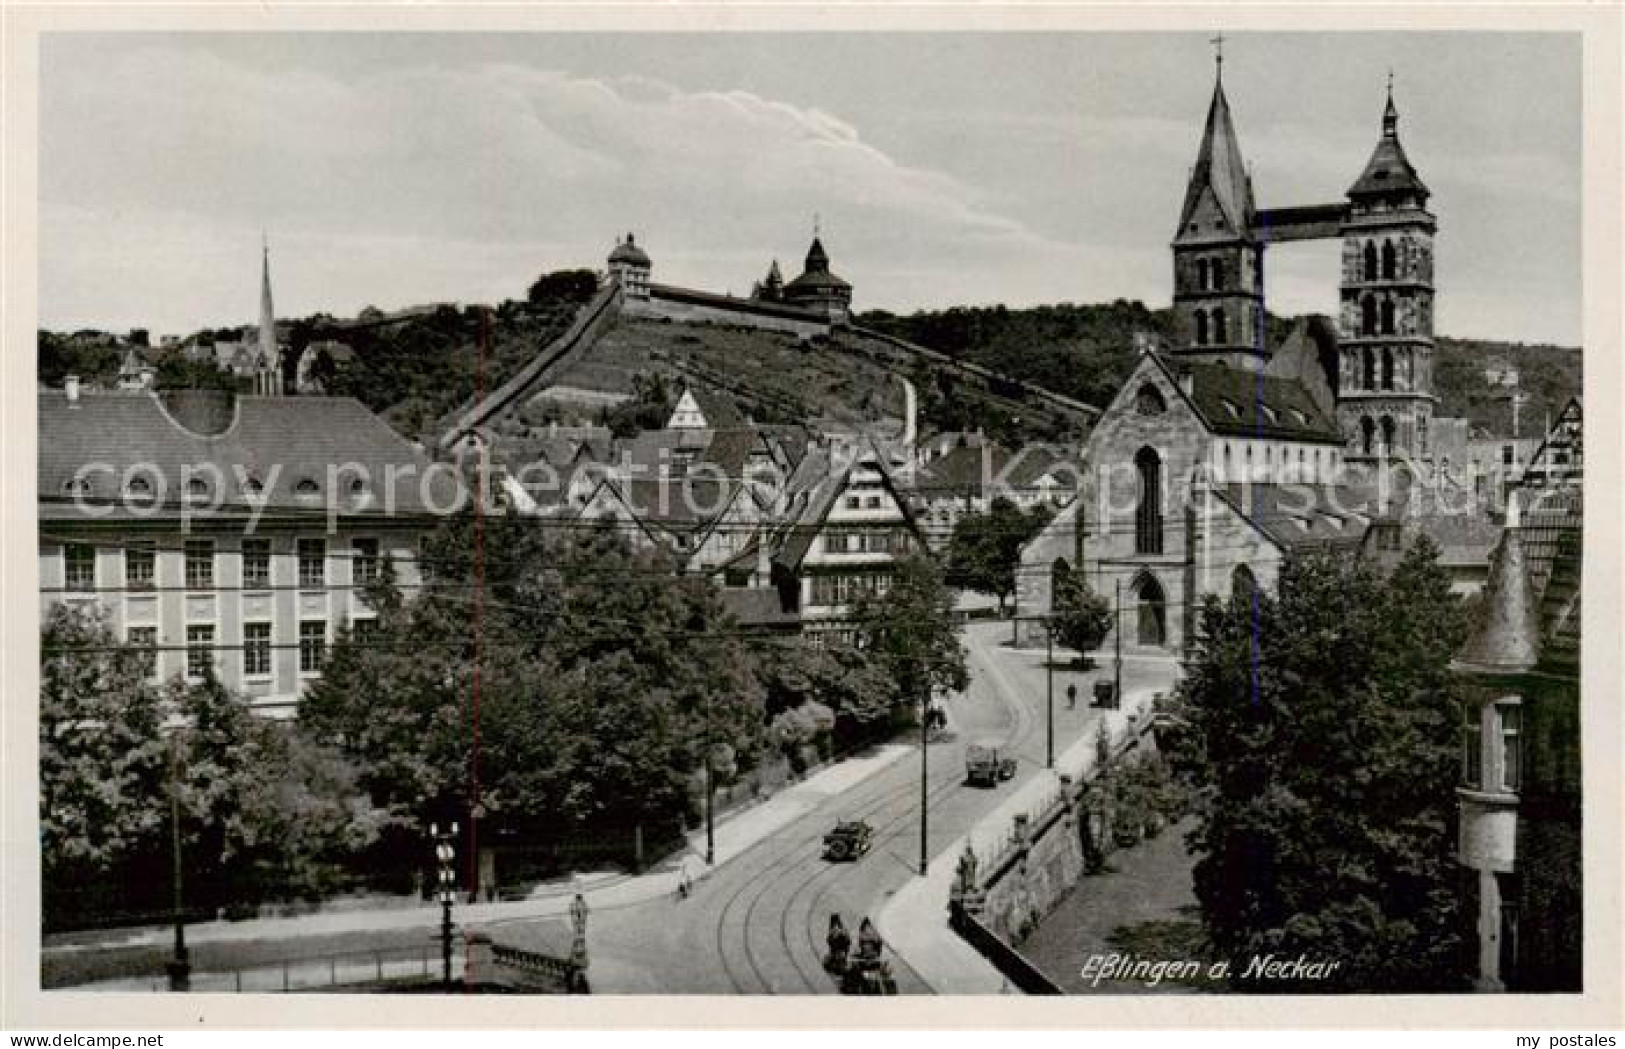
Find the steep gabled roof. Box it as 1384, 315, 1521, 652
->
1175, 358, 1343, 444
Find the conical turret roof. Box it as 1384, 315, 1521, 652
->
1347, 87, 1429, 201
1455, 494, 1542, 675
1176, 71, 1256, 237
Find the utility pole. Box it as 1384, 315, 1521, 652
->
1045, 621, 1055, 769
166, 733, 190, 992
1114, 579, 1123, 708
704, 697, 716, 866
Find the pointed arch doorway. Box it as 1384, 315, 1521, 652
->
1132, 571, 1168, 648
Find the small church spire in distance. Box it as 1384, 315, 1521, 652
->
1210, 31, 1225, 76
1383, 69, 1400, 137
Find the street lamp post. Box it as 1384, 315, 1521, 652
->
1045, 620, 1055, 769
431, 821, 459, 990
165, 732, 190, 993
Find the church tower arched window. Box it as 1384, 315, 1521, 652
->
1213, 308, 1228, 345
1381, 347, 1395, 390
1381, 239, 1397, 280
1211, 259, 1225, 290
1195, 309, 1208, 346
1196, 259, 1209, 290
1363, 348, 1376, 389
1381, 299, 1396, 335
1380, 415, 1397, 453
1363, 241, 1379, 281
1361, 416, 1376, 456
1361, 295, 1377, 336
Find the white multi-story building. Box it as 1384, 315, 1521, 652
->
38, 386, 458, 715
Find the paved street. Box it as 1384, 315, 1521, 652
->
492, 621, 1179, 994
44, 621, 1179, 994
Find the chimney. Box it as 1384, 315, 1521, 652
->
64, 375, 80, 404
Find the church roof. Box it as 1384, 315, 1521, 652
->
1214, 483, 1372, 554
1175, 359, 1344, 444
1176, 73, 1256, 237
1347, 91, 1430, 201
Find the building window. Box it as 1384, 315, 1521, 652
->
1380, 415, 1397, 454
1462, 703, 1483, 789
1195, 258, 1209, 290
1195, 309, 1208, 346
186, 624, 215, 679
1231, 564, 1258, 605
1361, 417, 1376, 456
1381, 299, 1396, 336
127, 625, 158, 678
1212, 308, 1227, 344
1134, 447, 1164, 555
298, 538, 326, 588
353, 537, 380, 584
184, 539, 214, 590
1361, 295, 1377, 336
353, 617, 379, 645
1210, 258, 1225, 290
1381, 239, 1397, 280
1381, 347, 1395, 390
1498, 702, 1522, 793
1363, 241, 1379, 281
125, 540, 155, 589
64, 543, 96, 591
299, 620, 327, 673
242, 537, 271, 589
243, 622, 272, 677
1134, 383, 1167, 416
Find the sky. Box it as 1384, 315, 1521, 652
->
38, 31, 1582, 345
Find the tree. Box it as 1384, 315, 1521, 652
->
601, 372, 674, 438
1178, 540, 1471, 991
1049, 567, 1112, 658
39, 605, 167, 875
944, 497, 1051, 612
528, 268, 600, 306
302, 516, 766, 849
854, 554, 968, 716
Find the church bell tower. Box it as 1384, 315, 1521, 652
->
1171, 52, 1267, 371
1336, 82, 1437, 461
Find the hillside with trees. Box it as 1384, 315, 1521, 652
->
40, 282, 1580, 449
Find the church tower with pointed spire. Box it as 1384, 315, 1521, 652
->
256, 239, 283, 397
1171, 51, 1267, 370
1336, 80, 1436, 461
